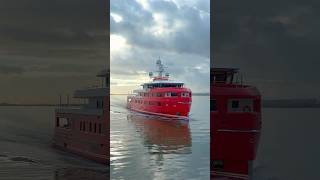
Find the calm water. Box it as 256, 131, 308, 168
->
110, 95, 210, 180
254, 108, 320, 180
0, 106, 108, 180
1, 106, 319, 179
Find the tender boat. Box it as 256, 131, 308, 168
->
127, 59, 192, 119
211, 68, 262, 179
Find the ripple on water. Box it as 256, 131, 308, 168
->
110, 95, 210, 179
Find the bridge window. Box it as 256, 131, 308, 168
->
171, 92, 178, 97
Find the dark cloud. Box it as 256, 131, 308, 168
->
111, 0, 209, 57
0, 0, 108, 103
213, 0, 320, 98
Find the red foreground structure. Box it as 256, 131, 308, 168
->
127, 60, 192, 119
211, 68, 262, 179
53, 70, 109, 164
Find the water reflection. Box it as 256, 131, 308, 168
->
127, 113, 192, 155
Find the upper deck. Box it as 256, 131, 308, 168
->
211, 68, 239, 85
56, 69, 108, 115
211, 68, 260, 98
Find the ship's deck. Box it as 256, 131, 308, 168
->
55, 107, 103, 116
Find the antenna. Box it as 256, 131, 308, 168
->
156, 58, 165, 77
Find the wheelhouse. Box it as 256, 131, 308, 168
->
212, 68, 239, 84
142, 82, 184, 89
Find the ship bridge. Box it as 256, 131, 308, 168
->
211, 68, 239, 84
56, 69, 109, 116
142, 80, 184, 89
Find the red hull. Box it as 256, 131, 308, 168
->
127, 87, 192, 119
211, 68, 262, 179
53, 110, 109, 164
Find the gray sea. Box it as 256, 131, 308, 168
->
0, 106, 319, 179
0, 106, 108, 180
110, 95, 210, 180
253, 108, 320, 180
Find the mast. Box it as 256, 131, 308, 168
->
97, 69, 108, 87
156, 59, 165, 77
149, 58, 169, 80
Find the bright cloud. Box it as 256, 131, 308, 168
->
110, 0, 210, 94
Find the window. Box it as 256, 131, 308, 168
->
94, 123, 97, 133
181, 92, 190, 97
156, 93, 161, 97
171, 92, 178, 97
80, 121, 82, 131
89, 122, 92, 132
57, 117, 71, 129
158, 102, 161, 106
211, 100, 217, 111
165, 92, 171, 97
232, 100, 239, 109
228, 99, 253, 112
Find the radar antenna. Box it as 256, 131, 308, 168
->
156, 58, 165, 77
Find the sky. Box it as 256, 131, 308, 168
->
213, 0, 320, 99
0, 0, 108, 103
110, 0, 210, 94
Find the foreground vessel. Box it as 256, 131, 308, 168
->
211, 68, 262, 179
127, 60, 192, 119
53, 70, 109, 164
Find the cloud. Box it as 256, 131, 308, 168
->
111, 0, 210, 93
0, 0, 108, 103
213, 0, 320, 98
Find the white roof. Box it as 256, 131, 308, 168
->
141, 80, 184, 86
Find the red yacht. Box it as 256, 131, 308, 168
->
211, 68, 261, 179
127, 60, 192, 119
53, 70, 109, 164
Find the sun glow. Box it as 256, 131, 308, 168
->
110, 34, 128, 52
